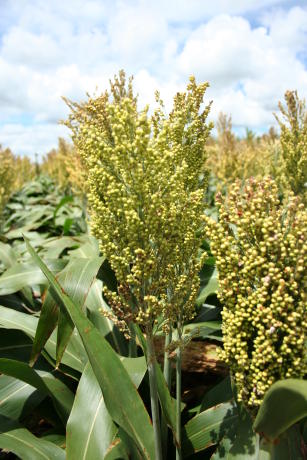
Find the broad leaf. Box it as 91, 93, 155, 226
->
0, 305, 86, 372
0, 415, 65, 460
182, 401, 238, 456
25, 237, 155, 459
0, 358, 74, 423
66, 362, 117, 460
254, 379, 307, 440
0, 375, 43, 421
31, 257, 103, 366
0, 260, 67, 295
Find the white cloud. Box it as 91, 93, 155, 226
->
0, 0, 306, 156
0, 123, 69, 159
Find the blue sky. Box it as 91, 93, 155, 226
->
0, 0, 307, 159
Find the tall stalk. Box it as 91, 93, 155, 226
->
161, 328, 172, 457
128, 324, 137, 357
146, 327, 163, 460
176, 320, 182, 460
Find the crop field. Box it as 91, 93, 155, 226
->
0, 73, 306, 460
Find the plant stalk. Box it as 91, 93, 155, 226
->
176, 320, 182, 460
161, 328, 172, 457
146, 328, 163, 460
128, 323, 137, 357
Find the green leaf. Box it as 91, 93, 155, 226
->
196, 268, 219, 306
66, 362, 117, 460
0, 375, 44, 421
0, 329, 33, 362
104, 438, 129, 460
0, 242, 17, 268
259, 424, 305, 460
212, 405, 259, 459
182, 401, 238, 456
55, 257, 103, 366
0, 260, 67, 295
53, 195, 74, 220
0, 415, 65, 460
32, 257, 103, 367
254, 379, 307, 440
67, 357, 146, 460
132, 323, 178, 446
31, 292, 59, 366
200, 376, 233, 412
0, 358, 74, 423
86, 279, 128, 356
0, 305, 86, 372
25, 237, 155, 459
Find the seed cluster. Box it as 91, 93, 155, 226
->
204, 177, 307, 408
275, 90, 307, 205
65, 71, 212, 331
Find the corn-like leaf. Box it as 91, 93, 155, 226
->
0, 358, 74, 423
254, 379, 307, 440
182, 401, 238, 456
25, 236, 155, 459
0, 415, 65, 460
0, 305, 86, 372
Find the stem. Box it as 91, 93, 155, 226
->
176, 320, 182, 460
146, 328, 163, 460
161, 328, 172, 457
128, 323, 137, 357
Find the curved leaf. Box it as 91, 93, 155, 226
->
182, 401, 238, 456
0, 260, 67, 295
254, 379, 307, 440
0, 305, 86, 372
66, 362, 117, 460
0, 358, 74, 423
25, 237, 155, 459
0, 415, 65, 460
31, 257, 103, 366
196, 268, 219, 306
0, 375, 43, 421
67, 357, 146, 460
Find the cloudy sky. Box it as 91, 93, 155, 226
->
0, 0, 307, 159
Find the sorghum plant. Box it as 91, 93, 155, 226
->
204, 177, 306, 411
0, 146, 15, 215
42, 138, 88, 196
206, 112, 274, 192
275, 90, 307, 204
65, 71, 212, 459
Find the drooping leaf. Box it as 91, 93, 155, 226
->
25, 237, 155, 459
0, 358, 74, 423
196, 268, 219, 306
66, 362, 117, 460
31, 257, 103, 367
254, 379, 307, 440
0, 375, 43, 421
200, 376, 233, 412
0, 305, 86, 372
0, 415, 65, 460
0, 260, 67, 295
182, 401, 238, 456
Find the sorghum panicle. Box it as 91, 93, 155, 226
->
275, 90, 307, 204
65, 71, 213, 332
204, 177, 306, 409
